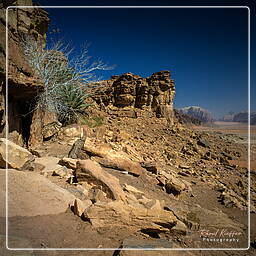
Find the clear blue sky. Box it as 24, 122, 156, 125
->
36, 0, 255, 119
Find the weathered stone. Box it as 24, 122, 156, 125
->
141, 162, 159, 174
42, 121, 62, 140
92, 71, 175, 124
0, 169, 75, 217
72, 198, 92, 217
34, 156, 61, 175
68, 138, 88, 159
58, 157, 78, 170
88, 188, 110, 203
123, 184, 144, 197
75, 159, 127, 201
84, 139, 144, 176
0, 138, 33, 169
164, 200, 243, 231
165, 176, 186, 196
0, 1, 49, 147
197, 139, 209, 148
52, 166, 73, 179
92, 156, 144, 177
83, 200, 178, 234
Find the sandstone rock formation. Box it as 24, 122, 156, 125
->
0, 138, 33, 169
0, 0, 49, 147
93, 71, 175, 124
75, 159, 127, 201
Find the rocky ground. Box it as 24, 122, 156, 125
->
0, 109, 255, 256
0, 1, 255, 255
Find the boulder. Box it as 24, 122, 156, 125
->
34, 156, 62, 175
83, 200, 178, 234
165, 176, 186, 196
0, 138, 34, 169
72, 198, 92, 217
92, 156, 144, 177
197, 139, 209, 148
164, 200, 243, 231
84, 139, 145, 176
75, 160, 127, 201
52, 166, 73, 179
141, 162, 159, 174
58, 157, 78, 170
42, 121, 62, 140
0, 169, 75, 217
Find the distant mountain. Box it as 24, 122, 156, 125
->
222, 111, 235, 121
178, 106, 213, 123
220, 111, 256, 125
174, 109, 202, 125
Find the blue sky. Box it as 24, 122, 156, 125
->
36, 0, 255, 119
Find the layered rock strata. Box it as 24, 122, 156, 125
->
93, 71, 176, 124
0, 0, 49, 147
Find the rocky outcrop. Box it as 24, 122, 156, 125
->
221, 111, 256, 125
178, 106, 213, 123
0, 0, 49, 147
233, 111, 256, 124
93, 71, 176, 124
0, 138, 34, 169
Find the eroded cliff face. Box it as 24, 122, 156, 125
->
93, 71, 176, 124
0, 0, 49, 146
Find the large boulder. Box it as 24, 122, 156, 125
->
0, 138, 33, 169
84, 139, 145, 176
0, 169, 75, 217
83, 200, 179, 235
75, 159, 127, 201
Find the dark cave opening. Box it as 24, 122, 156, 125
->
20, 101, 33, 147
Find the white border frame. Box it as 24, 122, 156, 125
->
5, 5, 251, 251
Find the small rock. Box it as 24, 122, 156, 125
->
123, 184, 144, 197
58, 158, 78, 170
141, 162, 158, 174
165, 176, 186, 196
89, 188, 109, 203
73, 198, 92, 217
179, 164, 190, 169
197, 139, 209, 148
52, 166, 73, 179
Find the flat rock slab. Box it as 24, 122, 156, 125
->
0, 169, 75, 217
